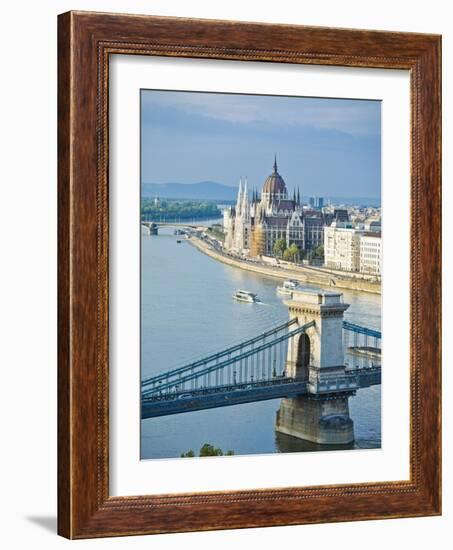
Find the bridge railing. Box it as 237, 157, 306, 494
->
141, 319, 381, 401
142, 376, 300, 403
343, 320, 381, 369
342, 321, 381, 339
142, 320, 315, 398
141, 318, 297, 390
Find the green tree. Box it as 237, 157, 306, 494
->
283, 243, 300, 262
180, 449, 195, 458
207, 225, 225, 242
273, 238, 287, 258
141, 199, 220, 221
199, 443, 224, 457
312, 244, 324, 260
180, 444, 235, 458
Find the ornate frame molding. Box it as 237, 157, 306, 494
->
58, 11, 441, 538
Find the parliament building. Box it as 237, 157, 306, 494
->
223, 157, 324, 258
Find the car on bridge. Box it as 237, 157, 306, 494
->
177, 393, 193, 400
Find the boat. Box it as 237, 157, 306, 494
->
176, 239, 182, 243
233, 290, 259, 303
276, 280, 300, 295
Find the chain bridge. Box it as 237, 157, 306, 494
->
141, 221, 202, 235
142, 288, 381, 446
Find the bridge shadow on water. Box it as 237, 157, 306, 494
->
275, 431, 355, 453
274, 431, 381, 453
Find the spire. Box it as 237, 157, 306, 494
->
273, 153, 278, 173
297, 189, 300, 205
242, 177, 249, 208
236, 177, 243, 211
293, 189, 296, 202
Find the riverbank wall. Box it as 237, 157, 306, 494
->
188, 237, 381, 295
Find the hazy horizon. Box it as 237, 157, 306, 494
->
141, 90, 381, 199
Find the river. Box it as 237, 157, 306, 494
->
141, 223, 381, 460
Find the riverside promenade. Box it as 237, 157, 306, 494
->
188, 235, 381, 295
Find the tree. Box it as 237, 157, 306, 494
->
309, 245, 324, 264
140, 199, 221, 221
180, 444, 235, 457
199, 443, 224, 457
273, 238, 287, 258
312, 244, 324, 259
180, 449, 195, 458
283, 243, 300, 263
282, 248, 292, 261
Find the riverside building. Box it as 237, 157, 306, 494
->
223, 157, 324, 258
324, 222, 362, 272
324, 222, 382, 275
359, 233, 382, 275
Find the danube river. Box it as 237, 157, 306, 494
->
141, 224, 381, 460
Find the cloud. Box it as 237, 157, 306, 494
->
141, 90, 380, 137
140, 89, 381, 199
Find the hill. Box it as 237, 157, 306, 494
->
142, 181, 237, 201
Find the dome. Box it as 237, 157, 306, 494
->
263, 172, 286, 194
262, 156, 287, 195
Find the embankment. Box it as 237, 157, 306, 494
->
188, 237, 381, 295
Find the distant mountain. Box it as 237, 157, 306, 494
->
142, 181, 237, 201
141, 181, 381, 207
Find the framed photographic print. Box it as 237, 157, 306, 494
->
58, 11, 441, 538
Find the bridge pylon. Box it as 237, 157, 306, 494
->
276, 288, 354, 445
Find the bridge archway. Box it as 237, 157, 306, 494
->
289, 332, 311, 380
297, 333, 311, 368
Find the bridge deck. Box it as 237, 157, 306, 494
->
141, 367, 381, 419
142, 379, 308, 419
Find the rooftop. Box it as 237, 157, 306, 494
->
289, 287, 347, 307
262, 155, 287, 195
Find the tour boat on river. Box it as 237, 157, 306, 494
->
233, 290, 260, 303
276, 280, 300, 296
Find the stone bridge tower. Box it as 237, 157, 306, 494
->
275, 288, 354, 445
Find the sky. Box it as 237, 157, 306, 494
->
141, 90, 381, 199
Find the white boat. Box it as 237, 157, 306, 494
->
276, 280, 300, 295
233, 290, 259, 303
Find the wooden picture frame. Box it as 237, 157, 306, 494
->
58, 10, 441, 539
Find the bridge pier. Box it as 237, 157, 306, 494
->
275, 288, 354, 445
148, 222, 158, 235
276, 394, 353, 444
141, 222, 159, 235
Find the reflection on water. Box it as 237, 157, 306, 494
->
141, 226, 381, 460
275, 431, 355, 453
